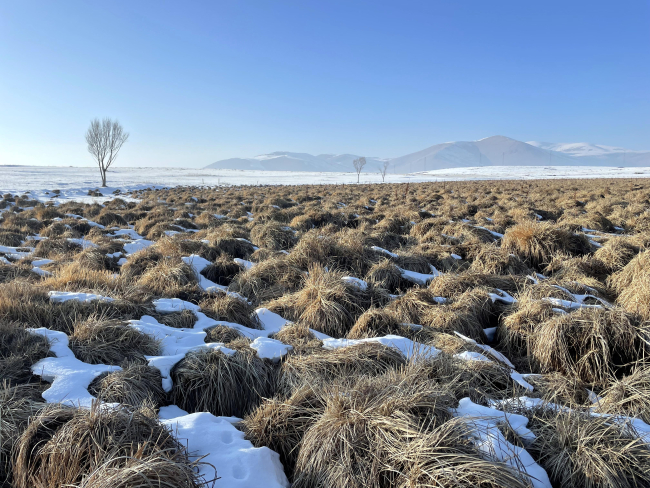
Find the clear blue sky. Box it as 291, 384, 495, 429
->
1, 0, 648, 167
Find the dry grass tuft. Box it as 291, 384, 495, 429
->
136, 257, 199, 296
204, 324, 245, 344
13, 403, 201, 488
365, 259, 409, 293
0, 321, 51, 386
250, 221, 297, 250
531, 308, 642, 385
0, 383, 45, 486
347, 307, 412, 339
596, 363, 650, 423
88, 363, 166, 408
69, 316, 161, 365
278, 342, 406, 396
468, 244, 532, 275
523, 407, 650, 488
170, 348, 276, 417
526, 372, 591, 407
502, 221, 591, 270
291, 371, 507, 488
199, 293, 260, 328
242, 385, 325, 474
200, 255, 241, 286
270, 322, 323, 355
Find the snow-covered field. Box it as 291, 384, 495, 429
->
2, 165, 650, 204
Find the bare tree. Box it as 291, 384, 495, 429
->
379, 160, 389, 182
85, 117, 129, 187
353, 156, 366, 183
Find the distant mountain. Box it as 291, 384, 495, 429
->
390, 136, 650, 173
527, 141, 650, 167
204, 151, 388, 172
205, 137, 650, 173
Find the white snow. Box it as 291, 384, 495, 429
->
370, 246, 399, 258
129, 314, 234, 391
398, 266, 440, 285
122, 239, 154, 255
234, 258, 255, 270
452, 398, 551, 488
48, 291, 114, 303
153, 297, 201, 313
110, 228, 144, 239
161, 412, 290, 488
249, 337, 293, 362
29, 328, 120, 407
322, 335, 440, 360
341, 276, 368, 290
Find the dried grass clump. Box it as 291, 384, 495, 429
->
347, 308, 412, 339
395, 418, 530, 488
209, 236, 255, 259
593, 237, 640, 272
365, 259, 408, 293
429, 271, 524, 297
0, 230, 25, 247
596, 363, 650, 423
88, 363, 166, 408
74, 247, 115, 271
421, 303, 488, 343
200, 255, 241, 286
13, 404, 200, 488
270, 323, 323, 355
498, 299, 558, 359
242, 385, 325, 474
468, 244, 531, 275
156, 309, 198, 328
119, 247, 163, 280
445, 355, 523, 404
291, 264, 374, 337
0, 322, 51, 386
204, 324, 244, 344
250, 221, 297, 250
526, 373, 591, 407
136, 257, 199, 296
531, 308, 642, 384
199, 294, 260, 328
502, 221, 591, 270
385, 287, 445, 324
291, 371, 465, 488
34, 238, 82, 259
0, 383, 45, 486
170, 348, 276, 417
279, 342, 407, 396
609, 249, 650, 295
522, 408, 650, 488
69, 317, 161, 365
229, 256, 305, 303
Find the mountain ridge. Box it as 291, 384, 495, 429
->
205, 136, 650, 172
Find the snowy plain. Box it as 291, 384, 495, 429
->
2, 164, 650, 204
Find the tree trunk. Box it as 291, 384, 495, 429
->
357, 173, 360, 183
101, 169, 107, 187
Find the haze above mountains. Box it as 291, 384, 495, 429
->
205, 136, 650, 173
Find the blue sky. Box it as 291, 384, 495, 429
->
0, 0, 648, 167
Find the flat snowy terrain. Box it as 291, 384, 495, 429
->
1, 164, 650, 203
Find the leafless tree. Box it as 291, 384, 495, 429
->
379, 160, 390, 182
85, 117, 129, 187
353, 156, 366, 183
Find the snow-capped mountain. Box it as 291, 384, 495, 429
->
526, 141, 649, 166
204, 151, 388, 172
205, 137, 650, 173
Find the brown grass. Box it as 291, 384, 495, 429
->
170, 347, 276, 417
13, 403, 201, 488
